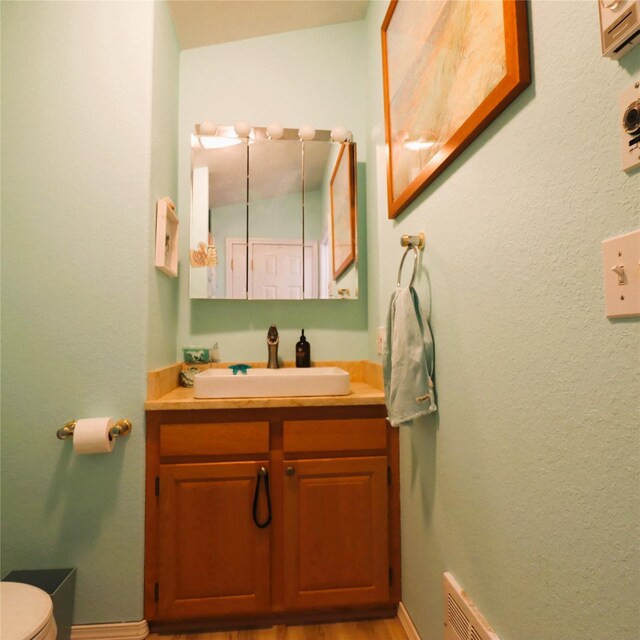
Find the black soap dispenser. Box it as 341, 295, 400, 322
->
296, 330, 311, 368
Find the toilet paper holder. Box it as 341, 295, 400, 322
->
56, 419, 132, 440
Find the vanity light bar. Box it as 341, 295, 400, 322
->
194, 124, 352, 144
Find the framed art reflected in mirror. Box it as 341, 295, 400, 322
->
381, 0, 530, 219
330, 143, 356, 280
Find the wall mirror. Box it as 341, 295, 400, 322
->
189, 125, 358, 300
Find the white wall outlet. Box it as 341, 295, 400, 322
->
620, 79, 640, 172
602, 230, 640, 318
377, 326, 385, 355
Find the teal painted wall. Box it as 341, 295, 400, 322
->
1, 0, 179, 623
148, 1, 181, 370
177, 22, 369, 363
364, 2, 639, 639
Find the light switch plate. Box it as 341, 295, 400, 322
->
377, 326, 385, 355
602, 230, 640, 318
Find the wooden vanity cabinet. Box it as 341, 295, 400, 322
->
145, 406, 400, 629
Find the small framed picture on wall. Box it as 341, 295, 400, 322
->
155, 197, 179, 277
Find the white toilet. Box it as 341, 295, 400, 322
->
1, 582, 57, 640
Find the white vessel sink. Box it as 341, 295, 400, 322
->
193, 367, 351, 398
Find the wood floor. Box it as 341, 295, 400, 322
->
147, 617, 410, 640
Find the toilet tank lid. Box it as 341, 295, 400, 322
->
1, 582, 53, 640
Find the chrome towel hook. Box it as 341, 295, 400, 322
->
396, 233, 425, 288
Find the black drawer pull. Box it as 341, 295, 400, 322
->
252, 466, 272, 529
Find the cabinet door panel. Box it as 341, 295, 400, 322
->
283, 457, 389, 610
158, 461, 270, 619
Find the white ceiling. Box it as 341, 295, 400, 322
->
167, 0, 370, 49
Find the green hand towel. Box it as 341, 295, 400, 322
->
382, 286, 437, 427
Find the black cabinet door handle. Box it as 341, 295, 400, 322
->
252, 466, 272, 529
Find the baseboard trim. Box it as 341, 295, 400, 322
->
72, 609, 413, 639
71, 620, 149, 640
398, 602, 421, 640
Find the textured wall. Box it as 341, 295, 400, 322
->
148, 2, 181, 369
1, 0, 179, 623
364, 2, 639, 639
177, 22, 369, 363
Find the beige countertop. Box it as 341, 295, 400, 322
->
145, 360, 386, 411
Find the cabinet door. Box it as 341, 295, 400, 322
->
282, 456, 389, 610
158, 461, 271, 619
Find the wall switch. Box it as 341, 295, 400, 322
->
602, 230, 640, 318
377, 326, 385, 355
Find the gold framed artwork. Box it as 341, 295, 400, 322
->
330, 143, 357, 280
381, 0, 531, 219
155, 197, 179, 277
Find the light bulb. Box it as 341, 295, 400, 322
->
330, 126, 348, 142
298, 125, 316, 141
404, 140, 436, 151
200, 136, 242, 149
267, 122, 284, 140
199, 121, 217, 136
234, 120, 251, 138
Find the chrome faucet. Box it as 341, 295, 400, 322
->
267, 325, 279, 369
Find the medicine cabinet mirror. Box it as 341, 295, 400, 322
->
189, 125, 358, 300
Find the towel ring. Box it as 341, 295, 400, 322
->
397, 245, 419, 288
396, 232, 424, 288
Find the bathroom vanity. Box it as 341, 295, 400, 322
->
144, 361, 400, 630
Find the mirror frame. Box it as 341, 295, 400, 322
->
190, 125, 359, 300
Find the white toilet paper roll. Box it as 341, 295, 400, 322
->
73, 417, 115, 454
